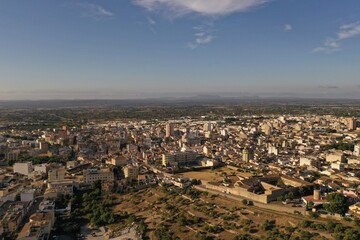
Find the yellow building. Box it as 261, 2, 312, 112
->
48, 167, 66, 181
123, 165, 139, 181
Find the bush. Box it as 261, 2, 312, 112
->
261, 220, 276, 231
326, 221, 336, 233
309, 211, 320, 219
233, 234, 255, 240
300, 230, 316, 239
334, 224, 346, 233
343, 228, 360, 240
204, 224, 223, 234
196, 232, 215, 240
154, 224, 179, 240
300, 220, 312, 228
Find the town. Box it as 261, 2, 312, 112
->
1, 107, 360, 240
2, 0, 360, 239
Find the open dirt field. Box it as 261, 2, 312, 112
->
180, 167, 240, 182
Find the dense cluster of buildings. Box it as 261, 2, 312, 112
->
0, 115, 359, 238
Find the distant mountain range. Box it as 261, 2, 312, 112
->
0, 96, 360, 109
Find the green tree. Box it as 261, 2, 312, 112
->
299, 230, 315, 240
326, 221, 336, 233
307, 201, 314, 209
343, 228, 360, 240
196, 232, 215, 240
233, 234, 255, 240
324, 193, 348, 215
309, 211, 319, 219
300, 220, 312, 228
261, 220, 276, 231
285, 192, 295, 200
154, 224, 179, 240
176, 214, 188, 226
92, 180, 102, 192
353, 218, 360, 227
334, 224, 346, 233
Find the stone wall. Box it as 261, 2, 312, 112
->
202, 180, 298, 204
202, 181, 269, 203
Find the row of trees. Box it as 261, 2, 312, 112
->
323, 142, 354, 151
154, 224, 179, 240
8, 155, 65, 166
301, 220, 360, 240
69, 180, 116, 227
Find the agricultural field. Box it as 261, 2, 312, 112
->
109, 185, 359, 240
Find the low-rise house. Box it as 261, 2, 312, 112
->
17, 212, 54, 240
83, 168, 114, 184
0, 201, 30, 237
349, 202, 360, 217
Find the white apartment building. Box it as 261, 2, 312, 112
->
13, 162, 33, 176
162, 151, 197, 167
354, 144, 360, 157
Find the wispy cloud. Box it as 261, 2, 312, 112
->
186, 24, 215, 49
312, 38, 340, 53
284, 24, 292, 32
319, 85, 339, 89
338, 22, 360, 40
78, 3, 114, 18
146, 16, 157, 33
312, 47, 338, 54
313, 21, 360, 53
133, 0, 269, 17
133, 1, 269, 49
147, 16, 156, 25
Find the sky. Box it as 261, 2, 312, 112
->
0, 0, 360, 100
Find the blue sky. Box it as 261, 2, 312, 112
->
0, 0, 360, 99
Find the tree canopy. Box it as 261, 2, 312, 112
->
325, 193, 348, 215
